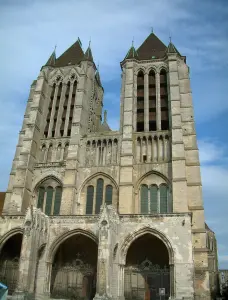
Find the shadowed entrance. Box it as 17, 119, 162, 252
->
124, 233, 170, 300
50, 234, 97, 299
0, 233, 23, 295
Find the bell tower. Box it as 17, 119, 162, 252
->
119, 32, 211, 299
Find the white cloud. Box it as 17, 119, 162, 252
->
198, 140, 226, 164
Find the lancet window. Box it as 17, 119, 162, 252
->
43, 77, 77, 139
137, 71, 145, 132
160, 69, 169, 130
36, 179, 62, 215
84, 177, 116, 215
140, 183, 171, 214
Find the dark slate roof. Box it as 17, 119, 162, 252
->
136, 33, 167, 60
125, 46, 138, 59
45, 51, 56, 67
55, 40, 84, 67
84, 45, 94, 62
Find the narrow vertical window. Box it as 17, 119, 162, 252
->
160, 69, 169, 130
86, 185, 94, 214
63, 143, 69, 160
45, 186, 53, 215
150, 185, 158, 213
105, 185, 113, 205
53, 187, 62, 215
67, 81, 77, 136
140, 184, 148, 214
40, 145, 46, 162
137, 71, 144, 132
149, 70, 156, 131
37, 187, 45, 210
160, 184, 168, 213
95, 178, 104, 214
56, 144, 62, 161
52, 83, 62, 137
47, 145, 53, 162
44, 84, 55, 138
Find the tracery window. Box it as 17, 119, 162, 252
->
140, 184, 170, 213
36, 180, 62, 215
85, 178, 115, 215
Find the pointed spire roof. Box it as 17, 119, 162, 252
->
55, 38, 84, 67
84, 41, 94, 61
137, 32, 167, 60
125, 45, 138, 59
100, 110, 111, 132
45, 50, 56, 67
167, 41, 181, 56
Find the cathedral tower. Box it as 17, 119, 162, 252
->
0, 33, 213, 300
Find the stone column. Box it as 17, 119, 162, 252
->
144, 72, 149, 131
156, 72, 161, 130
119, 62, 134, 214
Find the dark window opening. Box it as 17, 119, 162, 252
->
143, 155, 147, 163
60, 130, 64, 137
149, 121, 156, 131
137, 122, 144, 132
67, 129, 71, 136
52, 131, 55, 137
161, 120, 169, 130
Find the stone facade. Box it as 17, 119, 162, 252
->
0, 34, 216, 299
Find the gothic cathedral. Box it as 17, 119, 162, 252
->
0, 33, 218, 300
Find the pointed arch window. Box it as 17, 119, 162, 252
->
45, 186, 53, 215
137, 71, 144, 132
37, 187, 45, 210
149, 70, 157, 131
86, 185, 94, 215
56, 144, 62, 161
160, 69, 169, 130
140, 183, 171, 213
36, 184, 62, 215
54, 187, 62, 215
140, 184, 148, 214
95, 178, 104, 214
160, 184, 168, 213
105, 185, 113, 205
40, 145, 46, 162
150, 185, 158, 213
63, 143, 69, 160
47, 145, 53, 162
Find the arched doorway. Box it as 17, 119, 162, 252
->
0, 233, 23, 295
124, 233, 170, 300
50, 234, 97, 299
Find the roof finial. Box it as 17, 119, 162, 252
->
169, 31, 172, 43
151, 27, 153, 33
54, 44, 57, 53
97, 61, 99, 71
132, 37, 134, 47
89, 37, 91, 48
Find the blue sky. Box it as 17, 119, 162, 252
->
0, 0, 227, 267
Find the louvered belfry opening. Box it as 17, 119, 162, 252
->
149, 70, 156, 131
137, 71, 144, 132
0, 233, 23, 295
160, 69, 169, 130
43, 79, 77, 139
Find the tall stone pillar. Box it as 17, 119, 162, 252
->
119, 61, 134, 214
94, 205, 119, 300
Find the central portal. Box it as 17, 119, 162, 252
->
50, 234, 97, 299
124, 233, 170, 300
